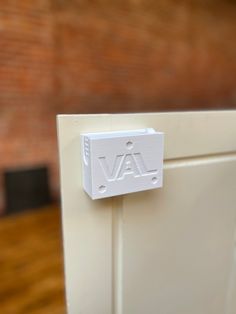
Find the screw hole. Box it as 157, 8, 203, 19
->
99, 185, 106, 193
126, 141, 133, 149
152, 177, 158, 184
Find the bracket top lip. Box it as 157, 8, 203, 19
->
81, 128, 163, 140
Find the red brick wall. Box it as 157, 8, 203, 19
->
55, 0, 236, 112
0, 0, 236, 211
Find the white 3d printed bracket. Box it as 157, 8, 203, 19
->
81, 128, 164, 199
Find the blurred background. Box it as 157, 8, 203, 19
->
0, 0, 236, 313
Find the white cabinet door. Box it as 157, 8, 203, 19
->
57, 111, 236, 314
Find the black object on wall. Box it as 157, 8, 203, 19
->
4, 166, 51, 215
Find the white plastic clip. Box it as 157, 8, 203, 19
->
81, 128, 164, 199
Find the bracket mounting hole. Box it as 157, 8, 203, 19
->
152, 177, 158, 184
126, 141, 133, 149
99, 185, 107, 193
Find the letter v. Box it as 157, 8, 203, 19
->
98, 155, 124, 181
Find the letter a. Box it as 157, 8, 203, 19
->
117, 154, 141, 180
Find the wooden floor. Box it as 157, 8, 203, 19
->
0, 206, 66, 314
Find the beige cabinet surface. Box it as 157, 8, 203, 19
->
57, 111, 236, 314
